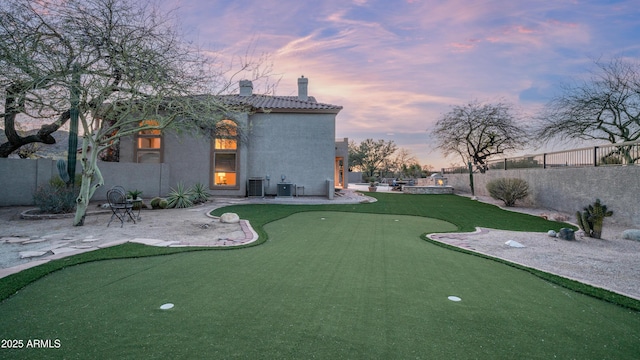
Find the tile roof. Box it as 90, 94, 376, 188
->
218, 94, 342, 114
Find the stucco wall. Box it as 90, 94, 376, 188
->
246, 112, 336, 196
118, 111, 336, 197
119, 115, 250, 197
0, 158, 170, 206
445, 166, 640, 227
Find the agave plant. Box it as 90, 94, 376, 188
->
190, 182, 211, 204
166, 183, 194, 208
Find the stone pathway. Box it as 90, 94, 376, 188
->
0, 189, 373, 279
0, 217, 260, 280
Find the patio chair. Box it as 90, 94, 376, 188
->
107, 187, 136, 227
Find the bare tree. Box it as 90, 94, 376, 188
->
0, 0, 272, 225
390, 148, 419, 178
432, 100, 529, 173
349, 139, 397, 180
536, 57, 640, 163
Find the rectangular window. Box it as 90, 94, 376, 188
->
135, 120, 162, 163
214, 153, 237, 185
211, 120, 239, 188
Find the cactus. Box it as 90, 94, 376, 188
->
150, 197, 162, 209
56, 159, 71, 184
158, 198, 168, 209
576, 210, 591, 236
576, 199, 613, 239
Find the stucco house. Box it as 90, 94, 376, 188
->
119, 76, 348, 198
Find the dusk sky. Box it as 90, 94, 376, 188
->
167, 0, 640, 169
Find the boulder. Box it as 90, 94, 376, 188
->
220, 212, 240, 224
622, 229, 640, 241
557, 228, 575, 241
547, 230, 557, 237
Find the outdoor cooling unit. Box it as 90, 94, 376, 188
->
247, 178, 265, 197
277, 183, 293, 197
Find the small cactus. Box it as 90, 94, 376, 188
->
150, 197, 162, 209
576, 199, 613, 239
158, 199, 169, 209
56, 159, 70, 184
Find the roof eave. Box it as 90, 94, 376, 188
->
254, 107, 342, 115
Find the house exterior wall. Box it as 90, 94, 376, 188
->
119, 114, 250, 197
246, 112, 336, 196
118, 110, 338, 198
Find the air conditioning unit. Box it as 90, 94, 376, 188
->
277, 183, 293, 197
247, 178, 264, 197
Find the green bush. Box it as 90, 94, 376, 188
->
32, 176, 80, 214
486, 178, 529, 207
166, 183, 194, 208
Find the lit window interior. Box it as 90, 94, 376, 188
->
137, 120, 161, 163
213, 120, 237, 186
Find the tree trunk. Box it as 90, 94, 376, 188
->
73, 135, 104, 226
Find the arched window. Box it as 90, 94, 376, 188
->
211, 120, 239, 188
135, 120, 162, 163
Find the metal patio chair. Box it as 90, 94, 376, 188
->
107, 187, 136, 227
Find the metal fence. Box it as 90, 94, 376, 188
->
442, 140, 640, 174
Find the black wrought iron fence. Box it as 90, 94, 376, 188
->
442, 140, 640, 174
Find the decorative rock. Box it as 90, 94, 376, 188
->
547, 230, 557, 237
557, 228, 575, 241
505, 240, 526, 248
220, 212, 240, 224
622, 229, 640, 241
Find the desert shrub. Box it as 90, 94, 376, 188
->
486, 178, 529, 207
166, 183, 194, 208
50, 174, 83, 188
190, 182, 211, 204
32, 177, 80, 214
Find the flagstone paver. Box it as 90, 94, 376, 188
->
0, 189, 373, 279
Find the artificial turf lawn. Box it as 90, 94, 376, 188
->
0, 211, 639, 359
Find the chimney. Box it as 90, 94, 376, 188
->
298, 75, 308, 101
239, 80, 253, 96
